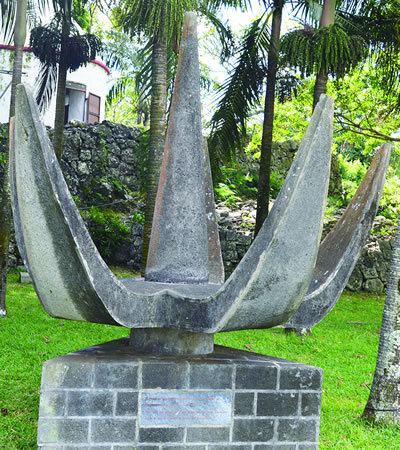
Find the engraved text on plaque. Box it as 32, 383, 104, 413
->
140, 391, 233, 426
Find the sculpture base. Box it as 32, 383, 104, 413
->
130, 328, 214, 355
38, 338, 323, 449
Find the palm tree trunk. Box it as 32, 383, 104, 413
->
313, 68, 329, 111
9, 0, 27, 117
0, 0, 27, 316
363, 218, 400, 426
312, 0, 336, 111
140, 35, 168, 275
255, 1, 283, 236
53, 16, 70, 163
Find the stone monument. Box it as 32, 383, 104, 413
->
11, 13, 333, 449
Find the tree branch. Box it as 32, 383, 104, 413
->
335, 112, 400, 141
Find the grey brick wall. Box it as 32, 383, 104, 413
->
38, 339, 322, 449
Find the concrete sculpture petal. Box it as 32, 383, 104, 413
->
283, 143, 391, 330
10, 13, 333, 334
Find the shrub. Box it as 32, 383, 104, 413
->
81, 207, 130, 260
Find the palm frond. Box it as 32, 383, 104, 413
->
197, 6, 234, 62
106, 76, 131, 105
208, 13, 271, 167
290, 0, 323, 28
0, 0, 16, 44
34, 61, 58, 113
26, 0, 41, 29
117, 0, 199, 42
281, 22, 367, 78
134, 40, 154, 102
205, 0, 253, 10
341, 2, 400, 93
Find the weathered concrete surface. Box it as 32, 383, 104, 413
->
145, 12, 209, 284
130, 328, 214, 355
284, 143, 391, 329
216, 95, 333, 331
10, 82, 333, 333
204, 139, 225, 285
10, 84, 118, 325
38, 339, 322, 448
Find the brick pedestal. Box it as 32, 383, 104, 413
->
38, 338, 322, 449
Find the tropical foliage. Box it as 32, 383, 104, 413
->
281, 22, 367, 78
208, 0, 400, 233
30, 21, 102, 111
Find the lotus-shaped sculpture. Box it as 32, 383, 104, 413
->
10, 13, 335, 353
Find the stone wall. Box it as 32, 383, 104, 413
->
60, 120, 144, 202
217, 204, 395, 294
270, 140, 342, 197
221, 229, 395, 294
1, 121, 394, 292
1, 120, 146, 270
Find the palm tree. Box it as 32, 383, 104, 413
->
281, 0, 367, 110
53, 0, 72, 162
255, 0, 283, 233
116, 0, 234, 274
363, 217, 400, 426
0, 0, 27, 317
115, 0, 193, 274
30, 0, 102, 161
313, 0, 336, 109
209, 0, 369, 234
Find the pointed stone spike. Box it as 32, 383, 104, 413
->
203, 139, 224, 284
283, 143, 392, 329
145, 12, 209, 284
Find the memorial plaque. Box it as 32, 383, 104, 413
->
140, 391, 233, 426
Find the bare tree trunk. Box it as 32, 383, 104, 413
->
140, 36, 168, 275
312, 0, 336, 111
363, 218, 400, 426
53, 16, 70, 162
0, 0, 27, 317
255, 1, 283, 235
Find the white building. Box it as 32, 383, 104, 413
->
0, 44, 110, 126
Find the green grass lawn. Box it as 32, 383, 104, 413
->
0, 270, 398, 449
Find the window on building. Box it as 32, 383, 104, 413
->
65, 82, 87, 123
87, 93, 101, 124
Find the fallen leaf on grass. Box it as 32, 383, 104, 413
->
360, 382, 371, 387
355, 354, 365, 358
59, 322, 65, 326
377, 329, 381, 334
1, 408, 8, 416
244, 344, 255, 352
44, 336, 50, 343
